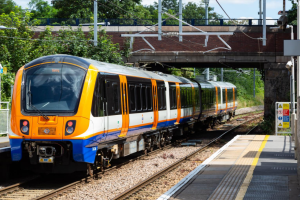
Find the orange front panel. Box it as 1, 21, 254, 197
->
31, 116, 64, 139
175, 83, 181, 124
10, 67, 26, 139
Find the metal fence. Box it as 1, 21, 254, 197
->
0, 102, 10, 137
31, 18, 278, 26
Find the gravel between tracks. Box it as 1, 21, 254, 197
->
56, 146, 201, 200
235, 105, 263, 115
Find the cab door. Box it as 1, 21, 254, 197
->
151, 80, 159, 129
119, 75, 129, 137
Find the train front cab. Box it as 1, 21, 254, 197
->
9, 55, 99, 172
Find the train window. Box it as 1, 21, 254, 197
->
112, 83, 120, 113
136, 85, 142, 111
162, 87, 166, 109
129, 85, 136, 112
158, 87, 162, 110
147, 86, 152, 110
142, 86, 147, 110
92, 75, 103, 117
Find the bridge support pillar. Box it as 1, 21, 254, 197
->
264, 63, 290, 119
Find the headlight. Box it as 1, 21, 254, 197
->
65, 120, 76, 136
21, 125, 29, 133
66, 126, 74, 134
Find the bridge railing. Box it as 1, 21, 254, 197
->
30, 18, 278, 26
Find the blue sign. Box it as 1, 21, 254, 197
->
283, 116, 290, 122
278, 116, 283, 121
0, 69, 2, 74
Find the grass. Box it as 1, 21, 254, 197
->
237, 93, 264, 109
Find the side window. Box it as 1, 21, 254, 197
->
162, 87, 166, 109
112, 82, 120, 113
142, 86, 147, 110
129, 85, 136, 112
136, 85, 142, 111
91, 75, 104, 117
147, 86, 152, 110
158, 87, 162, 110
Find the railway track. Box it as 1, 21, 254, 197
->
0, 112, 263, 200
112, 114, 263, 200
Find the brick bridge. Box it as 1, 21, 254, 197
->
33, 25, 294, 117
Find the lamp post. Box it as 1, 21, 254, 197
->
204, 0, 209, 25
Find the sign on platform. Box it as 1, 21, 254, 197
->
3, 67, 7, 74
278, 103, 290, 128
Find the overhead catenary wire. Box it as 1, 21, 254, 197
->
215, 0, 263, 41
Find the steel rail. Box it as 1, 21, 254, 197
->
112, 114, 263, 200
0, 112, 262, 200
33, 143, 178, 200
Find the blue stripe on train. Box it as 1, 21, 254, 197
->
10, 117, 191, 163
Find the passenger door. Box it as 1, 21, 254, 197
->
151, 80, 159, 129
119, 75, 129, 137
175, 83, 181, 124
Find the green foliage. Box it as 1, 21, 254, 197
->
0, 0, 20, 15
0, 8, 123, 102
288, 0, 297, 25
259, 116, 275, 135
28, 0, 58, 18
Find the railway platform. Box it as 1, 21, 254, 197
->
158, 135, 299, 200
0, 137, 10, 153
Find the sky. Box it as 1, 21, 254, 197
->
15, 0, 293, 21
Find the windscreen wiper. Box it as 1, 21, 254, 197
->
27, 80, 49, 120
28, 103, 49, 120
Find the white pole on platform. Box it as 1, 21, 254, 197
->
158, 0, 162, 41
263, 0, 266, 46
179, 0, 182, 42
94, 0, 97, 46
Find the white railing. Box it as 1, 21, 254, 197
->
0, 102, 10, 137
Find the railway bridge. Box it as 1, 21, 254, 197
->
33, 25, 294, 117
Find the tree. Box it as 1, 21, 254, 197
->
154, 0, 179, 12
287, 0, 297, 25
183, 2, 222, 19
0, 8, 124, 101
28, 0, 58, 18
52, 0, 142, 19
0, 0, 20, 15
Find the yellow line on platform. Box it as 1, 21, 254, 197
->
235, 135, 270, 200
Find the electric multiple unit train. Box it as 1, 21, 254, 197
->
9, 55, 237, 173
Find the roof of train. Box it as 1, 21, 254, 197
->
24, 54, 195, 84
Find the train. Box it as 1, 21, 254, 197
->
9, 55, 237, 173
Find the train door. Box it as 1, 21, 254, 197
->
151, 80, 158, 129
175, 83, 181, 124
233, 87, 235, 108
215, 87, 218, 115
225, 88, 228, 112
119, 75, 129, 137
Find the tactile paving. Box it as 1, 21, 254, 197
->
243, 175, 289, 200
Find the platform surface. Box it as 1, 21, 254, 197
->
0, 137, 10, 153
159, 135, 298, 200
